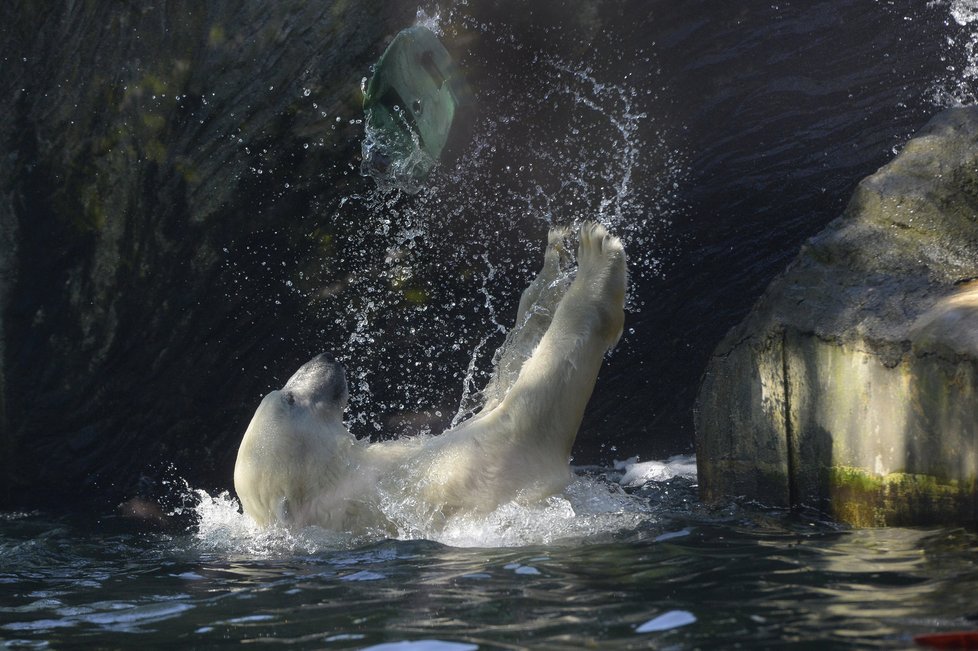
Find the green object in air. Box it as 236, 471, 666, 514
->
362, 25, 471, 188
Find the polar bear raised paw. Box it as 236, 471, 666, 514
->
234, 222, 628, 534
571, 222, 627, 346
481, 225, 576, 410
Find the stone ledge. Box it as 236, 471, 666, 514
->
695, 106, 978, 526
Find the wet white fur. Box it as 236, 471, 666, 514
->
233, 223, 627, 533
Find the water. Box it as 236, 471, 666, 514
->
2, 471, 977, 649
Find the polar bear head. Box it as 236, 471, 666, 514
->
245, 352, 350, 441
277, 352, 350, 422
233, 352, 358, 527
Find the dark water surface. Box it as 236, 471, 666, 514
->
2, 474, 976, 649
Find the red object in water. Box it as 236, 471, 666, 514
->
915, 631, 978, 649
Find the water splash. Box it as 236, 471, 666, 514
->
216, 10, 685, 529
432, 478, 650, 548
360, 106, 436, 196
930, 0, 978, 105
415, 7, 444, 36
183, 464, 698, 553
311, 10, 686, 437
181, 453, 698, 553
951, 0, 978, 24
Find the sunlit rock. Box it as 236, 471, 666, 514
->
696, 106, 978, 526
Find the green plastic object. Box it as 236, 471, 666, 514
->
361, 26, 471, 192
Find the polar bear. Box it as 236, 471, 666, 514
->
233, 222, 627, 534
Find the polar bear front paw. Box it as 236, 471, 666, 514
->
545, 225, 574, 268
516, 225, 574, 323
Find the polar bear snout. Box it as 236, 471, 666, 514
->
282, 352, 349, 415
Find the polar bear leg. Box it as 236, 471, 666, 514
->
494, 221, 626, 460
480, 226, 573, 411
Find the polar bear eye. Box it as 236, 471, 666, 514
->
285, 392, 296, 406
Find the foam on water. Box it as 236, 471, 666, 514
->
186, 467, 679, 554
183, 454, 700, 554
616, 454, 697, 488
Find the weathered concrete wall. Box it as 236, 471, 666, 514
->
696, 106, 978, 526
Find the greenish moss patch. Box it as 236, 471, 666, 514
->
828, 466, 977, 527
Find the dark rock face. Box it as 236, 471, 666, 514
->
0, 2, 414, 505
696, 107, 978, 526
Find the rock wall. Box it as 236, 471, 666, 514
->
696, 106, 978, 526
0, 2, 414, 506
